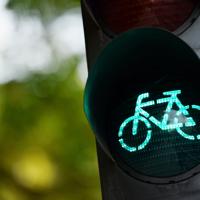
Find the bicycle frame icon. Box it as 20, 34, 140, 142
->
118, 90, 200, 152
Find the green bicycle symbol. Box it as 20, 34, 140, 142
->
118, 90, 200, 152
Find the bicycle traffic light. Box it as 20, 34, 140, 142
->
84, 27, 200, 181
81, 0, 200, 199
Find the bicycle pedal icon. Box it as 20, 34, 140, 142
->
118, 90, 200, 152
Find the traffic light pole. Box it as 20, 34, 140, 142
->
96, 142, 125, 200
81, 2, 125, 199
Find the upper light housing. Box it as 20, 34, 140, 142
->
87, 0, 200, 36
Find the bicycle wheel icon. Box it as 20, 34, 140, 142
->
176, 104, 200, 140
118, 115, 152, 152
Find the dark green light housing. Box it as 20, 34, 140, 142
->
84, 28, 200, 182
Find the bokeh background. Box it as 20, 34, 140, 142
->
0, 0, 101, 199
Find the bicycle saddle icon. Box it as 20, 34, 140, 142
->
118, 90, 200, 152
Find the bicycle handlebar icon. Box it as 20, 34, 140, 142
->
118, 90, 200, 152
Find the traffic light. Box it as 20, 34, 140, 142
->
81, 0, 200, 199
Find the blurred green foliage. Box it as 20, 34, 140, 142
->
7, 0, 80, 17
0, 1, 102, 199
0, 57, 101, 200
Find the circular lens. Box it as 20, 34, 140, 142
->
84, 28, 200, 182
109, 83, 200, 178
92, 0, 199, 33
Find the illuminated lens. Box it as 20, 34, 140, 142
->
91, 0, 198, 33
109, 88, 200, 178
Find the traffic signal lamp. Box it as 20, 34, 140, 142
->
81, 0, 200, 199
84, 27, 200, 184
